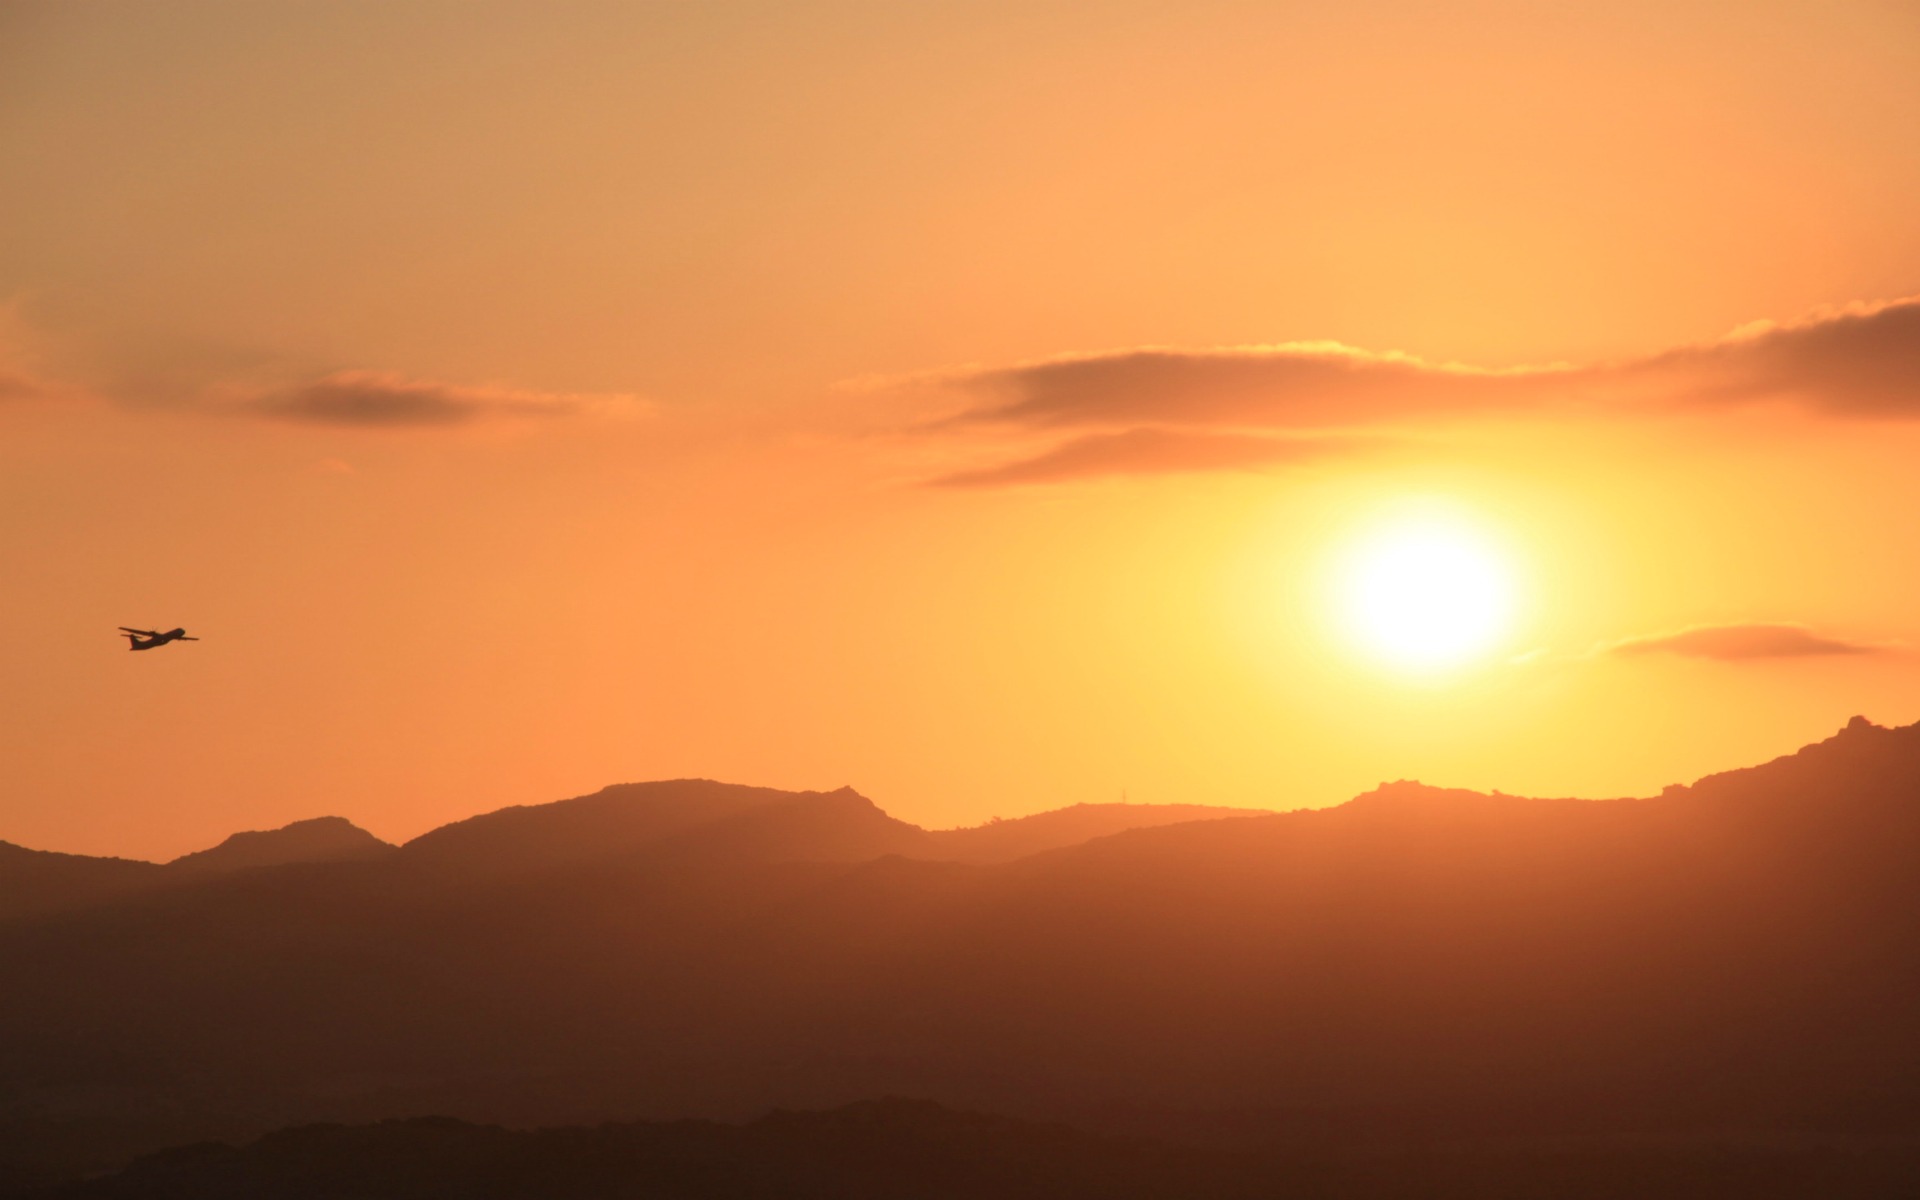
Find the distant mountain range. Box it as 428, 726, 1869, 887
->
165, 816, 393, 877
31, 1098, 1920, 1200
0, 791, 1260, 920
5, 719, 1920, 1189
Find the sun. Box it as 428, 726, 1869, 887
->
1332, 510, 1518, 671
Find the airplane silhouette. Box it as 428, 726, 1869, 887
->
120, 627, 199, 651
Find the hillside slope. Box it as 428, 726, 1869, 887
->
3, 720, 1919, 1179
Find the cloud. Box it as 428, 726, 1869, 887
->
0, 368, 50, 402
926, 428, 1369, 488
240, 370, 636, 428
930, 296, 1920, 432
1627, 297, 1920, 416
0, 360, 89, 406
946, 344, 1569, 431
0, 313, 68, 404
1607, 623, 1882, 661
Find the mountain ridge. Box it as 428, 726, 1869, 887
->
6, 717, 1920, 1185
0, 787, 1266, 921
30, 1098, 1920, 1200
168, 816, 394, 875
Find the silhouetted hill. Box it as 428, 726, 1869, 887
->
392, 780, 1257, 879
0, 842, 160, 923
25, 1100, 1920, 1200
392, 780, 929, 882
167, 817, 393, 876
927, 803, 1264, 862
0, 783, 1258, 925
22, 1100, 1190, 1200
0, 818, 391, 924
6, 719, 1920, 1186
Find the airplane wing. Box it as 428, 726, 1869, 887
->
118, 627, 160, 636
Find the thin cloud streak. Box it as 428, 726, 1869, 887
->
0, 327, 70, 405
933, 296, 1920, 433
1627, 298, 1920, 416
1608, 623, 1882, 661
947, 343, 1572, 430
242, 370, 636, 428
926, 428, 1370, 488
0, 369, 50, 402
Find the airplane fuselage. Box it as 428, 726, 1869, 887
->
123, 627, 195, 651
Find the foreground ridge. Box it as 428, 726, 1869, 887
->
28, 1099, 1920, 1200
4, 719, 1920, 1189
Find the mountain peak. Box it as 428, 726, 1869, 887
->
924, 800, 1266, 863
1663, 716, 1920, 807
394, 779, 915, 880
168, 816, 394, 875
1346, 779, 1483, 807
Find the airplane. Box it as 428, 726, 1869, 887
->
120, 627, 199, 651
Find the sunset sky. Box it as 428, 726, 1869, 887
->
5, 0, 1920, 860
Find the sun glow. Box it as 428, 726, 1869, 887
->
1333, 509, 1518, 672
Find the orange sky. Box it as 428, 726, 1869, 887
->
4, 0, 1920, 859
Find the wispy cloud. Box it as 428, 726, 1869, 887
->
0, 308, 71, 404
944, 344, 1572, 431
926, 428, 1369, 488
1607, 623, 1882, 661
1631, 298, 1920, 417
0, 368, 52, 402
239, 370, 637, 428
926, 296, 1920, 434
